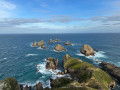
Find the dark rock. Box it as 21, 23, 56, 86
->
24, 85, 31, 90
38, 40, 44, 46
54, 44, 66, 51
19, 84, 23, 90
32, 42, 37, 47
41, 45, 46, 49
46, 57, 58, 70
94, 49, 99, 52
34, 82, 43, 90
49, 39, 53, 43
56, 72, 64, 75
65, 41, 72, 46
100, 62, 120, 82
80, 44, 94, 56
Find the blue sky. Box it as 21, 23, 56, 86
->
0, 0, 120, 33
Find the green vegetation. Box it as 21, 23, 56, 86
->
51, 77, 73, 88
2, 77, 20, 90
63, 54, 115, 90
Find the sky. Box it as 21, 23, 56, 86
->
0, 0, 120, 33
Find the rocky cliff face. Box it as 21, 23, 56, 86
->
65, 41, 72, 46
46, 57, 58, 70
80, 44, 94, 56
54, 44, 66, 51
38, 40, 44, 46
63, 54, 115, 90
100, 62, 120, 82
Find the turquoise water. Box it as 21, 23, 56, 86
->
0, 34, 120, 89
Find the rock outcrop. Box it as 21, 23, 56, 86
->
0, 77, 20, 90
100, 62, 120, 82
94, 49, 99, 52
80, 44, 94, 56
41, 45, 46, 49
63, 54, 115, 90
65, 41, 72, 46
34, 82, 43, 90
38, 40, 44, 46
54, 44, 66, 51
32, 42, 37, 47
49, 39, 53, 43
55, 39, 60, 42
46, 57, 58, 70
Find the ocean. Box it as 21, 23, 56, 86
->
0, 33, 120, 89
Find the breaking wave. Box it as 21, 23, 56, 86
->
26, 54, 38, 57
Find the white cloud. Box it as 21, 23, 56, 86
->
0, 0, 16, 18
0, 0, 16, 10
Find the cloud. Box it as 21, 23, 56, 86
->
89, 14, 120, 22
0, 0, 16, 18
0, 15, 84, 27
0, 0, 16, 10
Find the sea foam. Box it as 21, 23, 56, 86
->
26, 54, 38, 57
76, 51, 106, 64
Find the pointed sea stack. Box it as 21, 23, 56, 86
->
32, 42, 37, 47
49, 39, 53, 43
80, 44, 94, 56
65, 41, 72, 46
46, 57, 58, 70
54, 44, 66, 51
38, 40, 44, 46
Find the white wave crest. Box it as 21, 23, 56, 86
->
26, 54, 38, 57
3, 58, 7, 60
71, 43, 81, 46
52, 49, 66, 52
76, 51, 107, 63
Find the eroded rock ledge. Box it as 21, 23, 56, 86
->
100, 62, 120, 82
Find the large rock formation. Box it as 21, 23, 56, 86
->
55, 39, 60, 42
0, 77, 20, 90
46, 57, 58, 70
41, 45, 46, 49
63, 54, 115, 90
100, 62, 120, 82
54, 44, 66, 51
49, 39, 53, 43
65, 41, 72, 46
80, 44, 94, 56
38, 40, 44, 46
32, 42, 37, 47
34, 82, 43, 90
